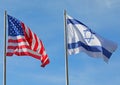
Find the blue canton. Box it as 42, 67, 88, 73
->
8, 15, 24, 36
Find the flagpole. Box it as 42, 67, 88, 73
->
3, 10, 7, 85
64, 10, 69, 85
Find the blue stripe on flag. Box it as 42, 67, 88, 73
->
68, 41, 112, 59
102, 48, 111, 59
67, 19, 88, 28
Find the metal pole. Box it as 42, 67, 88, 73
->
64, 10, 69, 85
3, 10, 7, 85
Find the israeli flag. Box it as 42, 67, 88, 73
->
66, 14, 117, 62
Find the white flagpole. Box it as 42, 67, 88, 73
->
3, 10, 7, 85
64, 10, 69, 85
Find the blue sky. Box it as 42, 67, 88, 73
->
0, 0, 120, 85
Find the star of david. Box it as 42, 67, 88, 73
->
83, 29, 95, 43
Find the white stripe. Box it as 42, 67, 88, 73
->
7, 49, 15, 53
67, 24, 84, 43
42, 51, 47, 56
36, 36, 41, 53
8, 41, 29, 46
7, 48, 42, 57
8, 35, 25, 40
31, 31, 36, 50
40, 50, 47, 60
24, 24, 29, 37
66, 14, 73, 19
68, 47, 81, 55
24, 25, 36, 50
42, 57, 48, 64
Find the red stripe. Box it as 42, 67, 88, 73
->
7, 45, 30, 49
39, 40, 45, 54
7, 51, 41, 60
21, 23, 32, 47
21, 22, 29, 40
33, 34, 38, 51
41, 54, 50, 67
6, 52, 13, 56
28, 28, 33, 47
41, 54, 48, 62
8, 38, 26, 43
41, 59, 50, 67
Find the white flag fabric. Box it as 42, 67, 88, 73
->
66, 14, 117, 62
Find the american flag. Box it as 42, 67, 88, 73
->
6, 15, 50, 67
